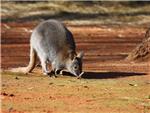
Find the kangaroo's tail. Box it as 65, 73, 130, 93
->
8, 46, 37, 73
25, 46, 37, 73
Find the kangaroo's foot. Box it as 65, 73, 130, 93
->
43, 70, 55, 77
52, 69, 63, 78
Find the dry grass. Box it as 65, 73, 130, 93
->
2, 1, 150, 25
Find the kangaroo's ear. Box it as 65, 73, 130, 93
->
77, 51, 84, 59
69, 51, 77, 60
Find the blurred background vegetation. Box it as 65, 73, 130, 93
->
1, 1, 150, 25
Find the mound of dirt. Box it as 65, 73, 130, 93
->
126, 28, 150, 62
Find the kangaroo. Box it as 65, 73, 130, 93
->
25, 20, 84, 77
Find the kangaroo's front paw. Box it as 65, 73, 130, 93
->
43, 72, 49, 76
59, 70, 64, 75
43, 71, 54, 76
54, 69, 60, 75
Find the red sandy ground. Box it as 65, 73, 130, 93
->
1, 22, 150, 113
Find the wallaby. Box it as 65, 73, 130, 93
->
25, 20, 84, 77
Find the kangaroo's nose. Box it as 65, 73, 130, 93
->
77, 72, 84, 79
77, 71, 81, 76
73, 71, 80, 77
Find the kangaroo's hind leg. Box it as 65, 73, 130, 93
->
41, 60, 49, 75
38, 55, 51, 75
51, 61, 63, 77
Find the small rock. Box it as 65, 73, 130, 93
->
49, 82, 54, 85
9, 94, 15, 97
1, 92, 8, 96
15, 77, 19, 80
129, 83, 137, 86
86, 99, 93, 102
83, 86, 89, 89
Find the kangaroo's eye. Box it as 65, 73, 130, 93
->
74, 66, 78, 70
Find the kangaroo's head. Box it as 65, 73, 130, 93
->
66, 51, 84, 77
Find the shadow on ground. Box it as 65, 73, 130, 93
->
63, 71, 146, 79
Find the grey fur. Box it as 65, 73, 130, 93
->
26, 20, 84, 76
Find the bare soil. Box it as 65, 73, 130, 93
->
1, 22, 150, 113
1, 70, 150, 113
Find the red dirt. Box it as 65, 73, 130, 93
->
1, 22, 149, 72
1, 21, 150, 113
